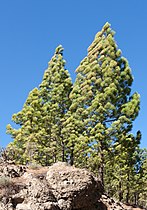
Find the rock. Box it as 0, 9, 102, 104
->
16, 202, 59, 210
0, 162, 128, 210
0, 163, 26, 178
16, 203, 31, 210
46, 162, 103, 209
58, 198, 72, 210
100, 194, 125, 210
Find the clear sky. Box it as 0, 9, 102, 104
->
0, 0, 147, 148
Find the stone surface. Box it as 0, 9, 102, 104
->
0, 163, 26, 178
46, 162, 103, 210
0, 162, 137, 210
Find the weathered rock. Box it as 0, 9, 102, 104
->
46, 162, 103, 210
0, 162, 130, 210
0, 163, 26, 178
16, 202, 59, 210
100, 194, 126, 210
16, 203, 31, 210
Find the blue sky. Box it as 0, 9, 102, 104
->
0, 0, 147, 148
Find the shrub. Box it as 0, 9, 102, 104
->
27, 162, 42, 170
0, 176, 12, 188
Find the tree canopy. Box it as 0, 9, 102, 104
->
5, 22, 146, 207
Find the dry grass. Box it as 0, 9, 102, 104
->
27, 162, 42, 170
0, 176, 11, 188
0, 177, 22, 200
0, 166, 49, 199
27, 166, 48, 175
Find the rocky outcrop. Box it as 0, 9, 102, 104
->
0, 162, 26, 178
0, 162, 139, 210
0, 162, 103, 210
100, 194, 125, 210
46, 162, 103, 210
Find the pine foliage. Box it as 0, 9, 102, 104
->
6, 45, 72, 165
5, 23, 146, 207
65, 22, 140, 185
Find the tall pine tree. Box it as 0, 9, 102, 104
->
39, 45, 72, 163
65, 22, 140, 185
6, 45, 72, 165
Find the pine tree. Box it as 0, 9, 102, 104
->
6, 88, 44, 164
134, 148, 147, 207
140, 154, 147, 207
65, 22, 140, 185
39, 45, 72, 163
6, 46, 72, 165
104, 132, 141, 202
5, 25, 143, 203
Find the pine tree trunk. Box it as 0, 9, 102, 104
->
70, 150, 74, 166
98, 144, 104, 186
126, 190, 129, 204
70, 142, 74, 165
118, 181, 123, 202
126, 171, 130, 203
134, 192, 139, 206
98, 163, 104, 186
134, 193, 137, 206
62, 141, 65, 162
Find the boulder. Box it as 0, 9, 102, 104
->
46, 162, 103, 210
0, 162, 104, 210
